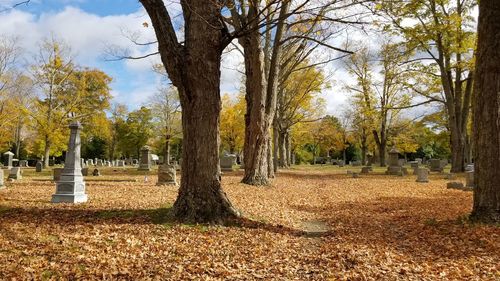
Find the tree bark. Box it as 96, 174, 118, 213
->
272, 121, 279, 173
141, 0, 238, 223
44, 135, 51, 168
470, 0, 500, 223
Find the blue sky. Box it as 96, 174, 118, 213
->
0, 0, 245, 111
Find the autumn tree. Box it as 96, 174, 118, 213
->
344, 42, 412, 166
274, 62, 326, 170
375, 0, 476, 172
107, 103, 128, 160
470, 0, 500, 223
220, 93, 245, 155
29, 38, 112, 167
147, 86, 181, 164
117, 106, 154, 158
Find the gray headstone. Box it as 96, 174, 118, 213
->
52, 122, 87, 203
465, 171, 474, 188
361, 166, 371, 174
416, 168, 429, 183
157, 164, 178, 186
36, 161, 43, 172
138, 146, 151, 171
3, 151, 14, 169
220, 155, 236, 172
8, 167, 22, 180
92, 168, 100, 176
53, 168, 62, 181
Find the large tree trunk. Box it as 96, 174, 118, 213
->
272, 122, 279, 173
241, 29, 270, 185
278, 130, 288, 168
470, 0, 500, 223
141, 0, 238, 223
449, 124, 466, 172
285, 131, 291, 166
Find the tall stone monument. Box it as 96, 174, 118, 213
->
138, 146, 152, 171
52, 122, 87, 203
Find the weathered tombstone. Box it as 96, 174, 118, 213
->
92, 168, 100, 176
429, 159, 445, 172
447, 181, 464, 190
53, 168, 62, 181
220, 155, 236, 172
409, 161, 419, 168
88, 159, 94, 166
338, 160, 345, 167
0, 169, 4, 189
3, 151, 14, 169
96, 159, 103, 166
19, 160, 28, 167
81, 167, 89, 176
465, 164, 474, 172
416, 168, 429, 183
8, 167, 21, 180
386, 147, 403, 175
157, 164, 178, 186
465, 171, 474, 188
352, 172, 359, 178
138, 146, 152, 171
36, 161, 43, 172
361, 166, 371, 174
52, 122, 87, 203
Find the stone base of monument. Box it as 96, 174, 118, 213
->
157, 165, 178, 186
52, 175, 88, 203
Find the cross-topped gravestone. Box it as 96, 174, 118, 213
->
51, 121, 87, 203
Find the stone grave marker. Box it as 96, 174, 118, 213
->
138, 146, 152, 171
51, 122, 87, 203
416, 168, 429, 183
220, 155, 236, 172
3, 151, 14, 169
36, 161, 43, 172
8, 167, 21, 180
157, 164, 178, 186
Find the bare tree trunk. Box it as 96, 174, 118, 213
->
44, 135, 51, 168
267, 136, 274, 178
141, 0, 238, 223
471, 0, 500, 223
165, 136, 171, 165
272, 121, 279, 173
285, 131, 291, 166
449, 118, 466, 172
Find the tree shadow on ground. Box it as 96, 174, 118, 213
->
0, 204, 316, 238
289, 195, 500, 261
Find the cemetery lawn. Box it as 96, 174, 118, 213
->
0, 166, 499, 280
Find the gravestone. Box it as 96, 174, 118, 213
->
465, 164, 474, 172
82, 167, 89, 176
138, 146, 152, 171
53, 168, 62, 181
447, 181, 464, 189
361, 166, 371, 174
429, 159, 445, 172
220, 155, 236, 172
96, 159, 103, 166
88, 159, 94, 166
338, 160, 345, 167
386, 147, 404, 175
352, 172, 359, 178
0, 169, 4, 189
51, 122, 87, 203
117, 160, 125, 167
416, 168, 429, 183
157, 164, 178, 186
81, 158, 86, 168
36, 161, 43, 172
465, 171, 474, 188
3, 151, 14, 169
409, 161, 419, 168
8, 167, 21, 180
92, 168, 100, 176
19, 160, 28, 167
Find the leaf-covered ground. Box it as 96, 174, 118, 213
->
0, 166, 498, 280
